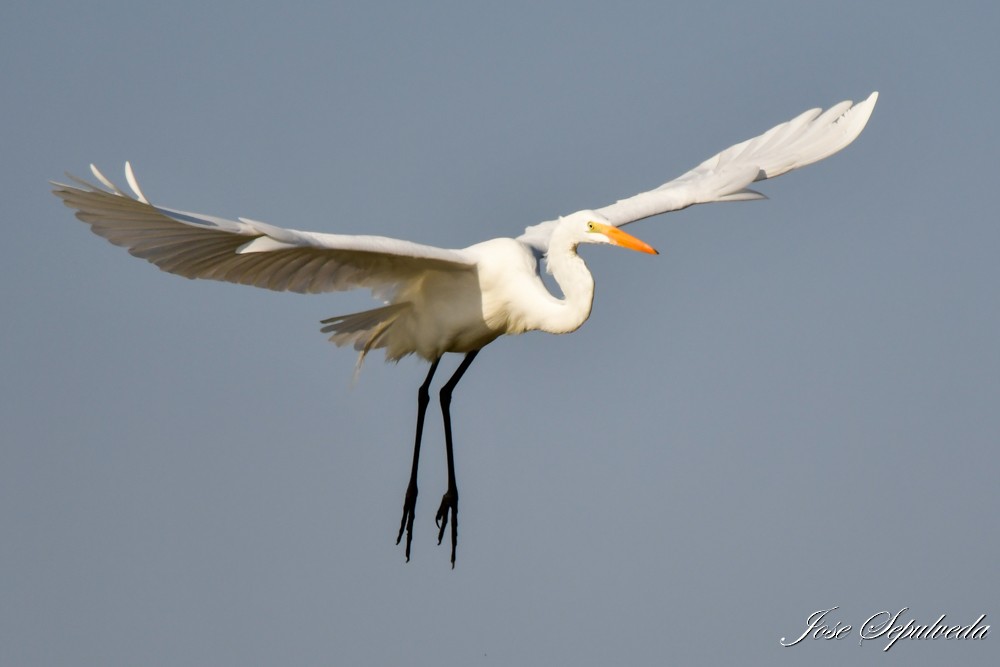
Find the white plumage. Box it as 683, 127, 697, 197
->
53, 92, 878, 565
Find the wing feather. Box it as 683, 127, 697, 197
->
53, 164, 476, 295
518, 92, 878, 251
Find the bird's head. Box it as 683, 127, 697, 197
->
561, 210, 659, 255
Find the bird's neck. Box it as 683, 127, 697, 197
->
538, 230, 595, 335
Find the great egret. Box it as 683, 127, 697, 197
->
53, 92, 878, 566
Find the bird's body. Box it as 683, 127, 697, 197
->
323, 222, 618, 363
53, 92, 879, 566
327, 237, 539, 362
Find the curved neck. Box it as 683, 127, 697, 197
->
535, 228, 595, 334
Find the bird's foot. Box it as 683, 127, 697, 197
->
396, 482, 418, 562
435, 487, 458, 568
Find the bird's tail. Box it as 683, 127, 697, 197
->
320, 303, 411, 376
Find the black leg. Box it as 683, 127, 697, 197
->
435, 349, 480, 568
396, 357, 440, 562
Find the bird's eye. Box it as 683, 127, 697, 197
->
586, 221, 596, 232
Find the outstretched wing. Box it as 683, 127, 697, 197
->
53, 164, 476, 295
518, 92, 878, 252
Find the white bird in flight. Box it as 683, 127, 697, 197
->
53, 92, 878, 566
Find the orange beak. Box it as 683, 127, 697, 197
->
593, 222, 659, 255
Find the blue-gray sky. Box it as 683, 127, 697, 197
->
2, 2, 997, 665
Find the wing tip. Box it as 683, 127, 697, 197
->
853, 90, 879, 122
836, 90, 879, 148
124, 161, 150, 204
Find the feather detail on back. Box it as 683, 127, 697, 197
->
320, 303, 413, 376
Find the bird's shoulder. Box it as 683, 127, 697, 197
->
463, 237, 540, 272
